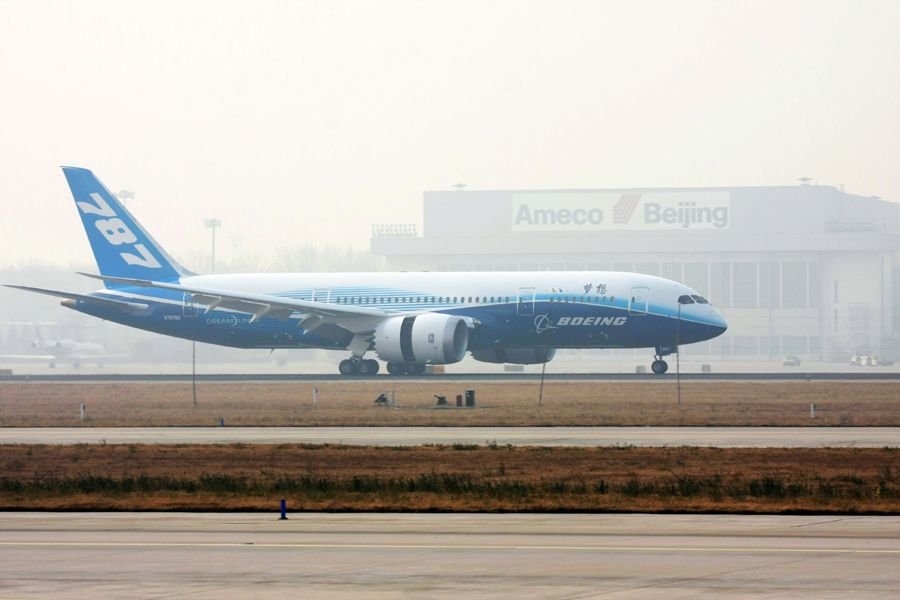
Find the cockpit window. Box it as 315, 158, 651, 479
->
691, 295, 709, 304
678, 295, 695, 304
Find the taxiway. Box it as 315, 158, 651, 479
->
2, 426, 899, 447
1, 512, 898, 599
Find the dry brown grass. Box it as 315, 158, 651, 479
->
1, 444, 897, 513
1, 381, 899, 426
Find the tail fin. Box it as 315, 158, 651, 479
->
62, 167, 193, 286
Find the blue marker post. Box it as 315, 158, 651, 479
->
280, 498, 288, 520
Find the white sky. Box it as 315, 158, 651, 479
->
1, 0, 898, 270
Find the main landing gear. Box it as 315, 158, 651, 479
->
338, 357, 380, 376
336, 357, 428, 376
386, 361, 427, 376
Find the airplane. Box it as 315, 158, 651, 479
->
4, 167, 727, 376
0, 323, 120, 368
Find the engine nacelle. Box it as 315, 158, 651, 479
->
470, 347, 557, 365
373, 314, 469, 364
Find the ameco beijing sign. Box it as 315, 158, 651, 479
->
511, 191, 730, 231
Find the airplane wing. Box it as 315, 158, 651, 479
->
0, 354, 57, 361
2, 285, 149, 312
68, 352, 130, 361
77, 273, 390, 334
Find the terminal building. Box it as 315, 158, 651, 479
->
371, 184, 900, 363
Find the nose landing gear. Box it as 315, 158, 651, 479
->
650, 345, 674, 375
651, 357, 669, 374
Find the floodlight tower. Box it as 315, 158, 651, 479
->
116, 190, 135, 206
204, 218, 222, 274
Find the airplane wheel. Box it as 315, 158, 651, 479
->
407, 362, 427, 375
358, 359, 380, 376
386, 362, 406, 375
338, 359, 359, 376
651, 359, 668, 375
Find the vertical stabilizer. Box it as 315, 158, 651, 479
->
61, 167, 191, 286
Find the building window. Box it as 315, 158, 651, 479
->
783, 336, 807, 355
759, 262, 781, 308
634, 263, 660, 276
711, 262, 732, 307
808, 263, 820, 308
782, 262, 807, 308
732, 263, 757, 308
661, 262, 683, 282
684, 262, 709, 297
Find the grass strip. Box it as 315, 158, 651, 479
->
1, 444, 898, 513
2, 381, 899, 426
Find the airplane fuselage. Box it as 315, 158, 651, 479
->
70, 270, 726, 352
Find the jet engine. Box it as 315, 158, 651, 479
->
373, 314, 469, 365
470, 347, 556, 364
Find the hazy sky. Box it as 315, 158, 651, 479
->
1, 0, 898, 270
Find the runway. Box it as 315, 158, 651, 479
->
3, 371, 900, 382
3, 426, 899, 447
1, 512, 897, 598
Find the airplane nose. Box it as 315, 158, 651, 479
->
708, 308, 728, 337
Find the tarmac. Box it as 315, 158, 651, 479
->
1, 512, 898, 599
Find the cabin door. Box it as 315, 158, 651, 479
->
628, 286, 649, 315
517, 287, 535, 315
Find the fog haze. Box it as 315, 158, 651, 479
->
1, 0, 898, 269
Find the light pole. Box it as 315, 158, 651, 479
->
676, 295, 692, 406
204, 218, 222, 274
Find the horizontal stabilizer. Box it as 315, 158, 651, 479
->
3, 284, 149, 312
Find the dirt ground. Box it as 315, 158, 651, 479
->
1, 380, 898, 426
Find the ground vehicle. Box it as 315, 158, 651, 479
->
849, 354, 878, 366
782, 355, 801, 367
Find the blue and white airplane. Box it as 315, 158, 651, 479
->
5, 167, 727, 376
